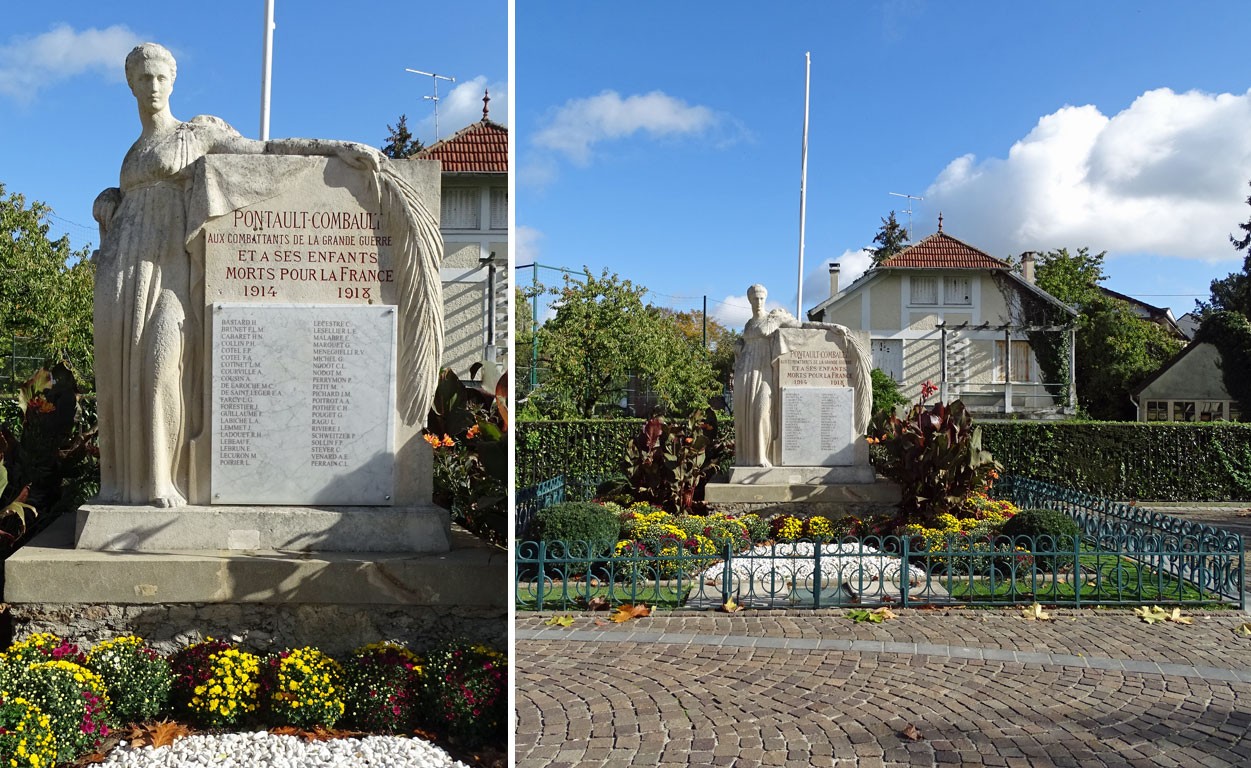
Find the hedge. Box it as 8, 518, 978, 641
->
517, 418, 1251, 501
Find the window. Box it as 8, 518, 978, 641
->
944, 276, 972, 305
1199, 401, 1223, 422
994, 340, 1033, 382
1173, 401, 1196, 422
489, 187, 507, 230
1145, 401, 1168, 421
910, 276, 937, 305
442, 188, 481, 229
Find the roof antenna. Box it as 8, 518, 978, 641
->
404, 68, 457, 141
888, 192, 924, 241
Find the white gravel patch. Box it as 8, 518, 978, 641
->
96, 730, 471, 768
700, 542, 927, 589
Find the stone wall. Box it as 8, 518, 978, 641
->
9, 602, 506, 656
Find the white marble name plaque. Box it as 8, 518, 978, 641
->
211, 303, 396, 505
780, 386, 855, 466
777, 348, 850, 387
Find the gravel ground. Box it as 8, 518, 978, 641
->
95, 731, 470, 768
699, 541, 927, 586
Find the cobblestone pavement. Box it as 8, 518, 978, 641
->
516, 611, 1251, 767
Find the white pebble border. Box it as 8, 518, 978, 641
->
700, 542, 927, 586
95, 731, 471, 768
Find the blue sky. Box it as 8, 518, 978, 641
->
2, 1, 507, 256
516, 1, 1251, 326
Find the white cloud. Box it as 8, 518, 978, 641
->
925, 87, 1251, 262
533, 89, 725, 165
516, 225, 542, 265
0, 24, 143, 101
802, 249, 874, 311
710, 292, 791, 330
414, 75, 508, 143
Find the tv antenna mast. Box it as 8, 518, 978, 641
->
888, 192, 925, 241
404, 68, 456, 141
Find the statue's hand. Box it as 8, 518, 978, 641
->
335, 142, 384, 173
93, 187, 122, 235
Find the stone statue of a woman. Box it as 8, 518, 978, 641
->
733, 284, 871, 467
93, 43, 440, 507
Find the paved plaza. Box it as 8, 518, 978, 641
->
517, 610, 1251, 767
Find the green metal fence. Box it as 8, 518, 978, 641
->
515, 476, 1245, 611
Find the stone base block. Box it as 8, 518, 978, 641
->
721, 464, 877, 486
704, 478, 901, 520
12, 517, 494, 605
75, 503, 450, 553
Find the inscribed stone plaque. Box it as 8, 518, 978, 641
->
211, 303, 396, 505
777, 348, 850, 387
780, 386, 855, 466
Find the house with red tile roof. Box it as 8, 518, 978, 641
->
415, 91, 508, 374
807, 218, 1078, 417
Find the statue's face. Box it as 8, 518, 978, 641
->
130, 58, 174, 114
748, 289, 766, 312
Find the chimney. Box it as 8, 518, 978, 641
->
829, 262, 841, 297
1021, 251, 1036, 285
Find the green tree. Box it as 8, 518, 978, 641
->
1035, 247, 1181, 420
532, 269, 718, 418
870, 211, 910, 265
0, 185, 95, 383
652, 308, 740, 391
1197, 180, 1251, 318
381, 114, 425, 159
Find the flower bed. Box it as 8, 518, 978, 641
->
0, 633, 506, 767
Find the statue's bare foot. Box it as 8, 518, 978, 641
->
152, 492, 186, 508
759, 459, 772, 468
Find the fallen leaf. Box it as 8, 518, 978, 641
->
1236, 622, 1251, 637
900, 723, 924, 741
610, 603, 651, 623
586, 596, 610, 611
1021, 603, 1052, 621
545, 615, 575, 628
874, 607, 898, 621
1134, 606, 1163, 625
721, 596, 745, 613
128, 720, 193, 749
593, 619, 608, 627
1167, 607, 1194, 625
848, 608, 892, 623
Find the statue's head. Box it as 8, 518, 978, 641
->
126, 43, 177, 116
747, 284, 767, 314
125, 43, 177, 88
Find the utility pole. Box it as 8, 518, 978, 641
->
260, 0, 275, 139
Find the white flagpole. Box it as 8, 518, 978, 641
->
796, 52, 811, 318
260, 0, 275, 140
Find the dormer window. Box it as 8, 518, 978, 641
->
910, 276, 938, 305
944, 276, 971, 305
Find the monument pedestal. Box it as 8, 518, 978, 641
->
75, 504, 450, 553
5, 512, 503, 654
705, 473, 901, 520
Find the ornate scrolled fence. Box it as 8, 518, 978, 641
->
516, 476, 1245, 611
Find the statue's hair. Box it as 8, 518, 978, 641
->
125, 43, 177, 87
748, 283, 767, 299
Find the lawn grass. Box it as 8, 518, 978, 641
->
945, 552, 1213, 603
516, 581, 690, 611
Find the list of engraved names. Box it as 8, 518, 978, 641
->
211, 304, 395, 505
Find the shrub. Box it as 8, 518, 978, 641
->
0, 695, 57, 768
870, 368, 908, 416
168, 640, 260, 728
7, 661, 111, 764
1002, 508, 1083, 572
528, 501, 621, 577
676, 513, 749, 550
770, 514, 804, 542
805, 516, 835, 541
260, 647, 344, 729
1, 633, 85, 670
868, 390, 1001, 525
423, 641, 506, 748
738, 513, 770, 544
610, 410, 734, 514
614, 507, 719, 580
84, 636, 172, 724
340, 642, 423, 733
